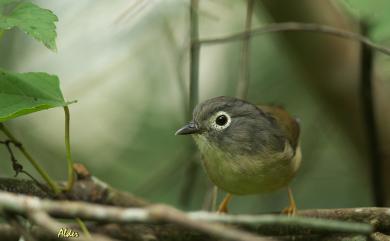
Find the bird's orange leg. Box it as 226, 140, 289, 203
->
217, 193, 233, 213
282, 187, 297, 216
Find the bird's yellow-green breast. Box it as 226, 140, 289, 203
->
193, 134, 301, 195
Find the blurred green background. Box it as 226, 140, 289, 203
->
1, 0, 390, 213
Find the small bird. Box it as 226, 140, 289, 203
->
175, 96, 301, 214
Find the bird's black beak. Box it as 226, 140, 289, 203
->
175, 121, 200, 135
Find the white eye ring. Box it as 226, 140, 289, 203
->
210, 111, 231, 131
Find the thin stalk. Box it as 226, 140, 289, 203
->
75, 218, 91, 238
189, 0, 200, 112
64, 106, 75, 191
179, 0, 200, 207
0, 123, 61, 194
236, 0, 254, 100
197, 22, 390, 56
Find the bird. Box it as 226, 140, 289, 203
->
175, 96, 301, 214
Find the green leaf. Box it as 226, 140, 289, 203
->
0, 69, 72, 122
340, 0, 390, 41
0, 2, 58, 50
0, 0, 15, 6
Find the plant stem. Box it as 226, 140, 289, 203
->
0, 123, 61, 195
75, 218, 91, 238
64, 106, 75, 191
189, 0, 199, 113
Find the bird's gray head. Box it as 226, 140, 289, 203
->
175, 96, 284, 155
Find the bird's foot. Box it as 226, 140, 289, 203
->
282, 187, 296, 216
217, 205, 228, 214
216, 193, 232, 214
282, 205, 296, 216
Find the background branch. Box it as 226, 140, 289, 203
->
236, 0, 255, 99
179, 0, 201, 207
196, 22, 390, 56
359, 22, 384, 207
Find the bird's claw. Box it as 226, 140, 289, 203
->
282, 205, 296, 216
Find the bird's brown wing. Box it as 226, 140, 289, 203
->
257, 105, 300, 150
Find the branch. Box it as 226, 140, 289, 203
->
28, 211, 117, 241
0, 191, 271, 241
0, 191, 375, 236
297, 208, 390, 232
196, 22, 390, 56
0, 176, 148, 207
236, 0, 254, 99
2, 223, 378, 241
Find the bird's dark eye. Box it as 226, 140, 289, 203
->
215, 115, 228, 126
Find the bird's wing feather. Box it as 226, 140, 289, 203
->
257, 105, 300, 150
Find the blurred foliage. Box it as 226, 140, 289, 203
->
0, 1, 58, 50
341, 0, 390, 40
0, 0, 389, 214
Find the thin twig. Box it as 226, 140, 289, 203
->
196, 22, 390, 56
0, 140, 51, 194
0, 139, 23, 176
113, 0, 148, 24
0, 123, 61, 194
179, 0, 201, 207
149, 205, 273, 241
0, 223, 376, 241
189, 0, 200, 111
297, 208, 390, 231
236, 0, 255, 99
